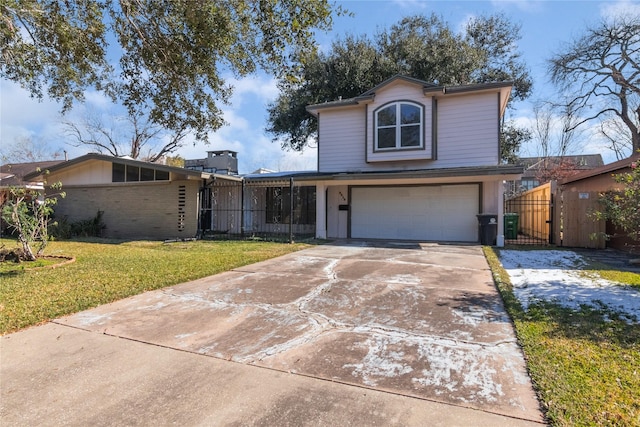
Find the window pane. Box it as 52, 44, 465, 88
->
401, 104, 421, 124
401, 125, 421, 147
126, 165, 139, 182
156, 170, 169, 180
112, 163, 125, 182
377, 128, 396, 148
377, 105, 396, 126
140, 167, 155, 181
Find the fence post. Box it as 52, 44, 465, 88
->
241, 180, 245, 238
289, 178, 294, 243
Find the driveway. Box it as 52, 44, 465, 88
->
1, 241, 544, 426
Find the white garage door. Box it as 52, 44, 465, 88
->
350, 184, 479, 241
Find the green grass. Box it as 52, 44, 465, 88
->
484, 247, 640, 426
580, 260, 640, 290
0, 256, 60, 273
0, 238, 309, 335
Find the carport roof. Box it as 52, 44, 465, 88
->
244, 164, 523, 184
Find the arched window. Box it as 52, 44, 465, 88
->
375, 102, 423, 150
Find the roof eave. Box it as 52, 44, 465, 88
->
245, 165, 523, 183
560, 153, 640, 185
306, 94, 375, 116
23, 153, 219, 181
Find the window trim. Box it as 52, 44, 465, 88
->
111, 163, 170, 183
373, 101, 424, 152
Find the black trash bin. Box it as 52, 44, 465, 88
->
476, 214, 498, 245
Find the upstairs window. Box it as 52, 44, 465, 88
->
375, 102, 423, 151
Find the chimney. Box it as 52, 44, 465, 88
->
184, 150, 239, 175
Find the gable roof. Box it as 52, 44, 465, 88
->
306, 74, 513, 116
560, 153, 640, 185
0, 160, 65, 188
23, 153, 242, 182
518, 154, 604, 179
519, 154, 604, 169
360, 74, 439, 96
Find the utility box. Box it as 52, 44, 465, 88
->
504, 213, 519, 239
476, 214, 498, 246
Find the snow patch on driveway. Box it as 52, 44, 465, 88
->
499, 250, 640, 323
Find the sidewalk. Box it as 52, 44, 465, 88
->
1, 323, 543, 426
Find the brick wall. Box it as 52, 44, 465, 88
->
52, 180, 200, 240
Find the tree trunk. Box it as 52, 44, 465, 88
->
18, 234, 37, 262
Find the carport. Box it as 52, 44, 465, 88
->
313, 165, 523, 244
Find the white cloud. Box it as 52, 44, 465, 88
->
227, 74, 279, 106
0, 81, 72, 158
0, 81, 60, 130
174, 72, 314, 174
391, 0, 428, 10
600, 0, 640, 21
83, 90, 113, 109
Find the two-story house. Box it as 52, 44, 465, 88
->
301, 75, 521, 244
24, 75, 521, 244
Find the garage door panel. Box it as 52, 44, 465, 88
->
351, 185, 478, 241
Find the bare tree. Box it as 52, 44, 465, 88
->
0, 136, 64, 163
599, 117, 636, 160
529, 101, 584, 183
63, 111, 187, 162
533, 102, 582, 157
548, 17, 640, 156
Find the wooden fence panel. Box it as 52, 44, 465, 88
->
559, 189, 606, 248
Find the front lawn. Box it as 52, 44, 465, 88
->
0, 238, 308, 335
484, 247, 640, 426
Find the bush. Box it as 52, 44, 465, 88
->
594, 157, 640, 248
50, 211, 106, 239
1, 184, 63, 260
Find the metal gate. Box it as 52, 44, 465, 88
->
503, 182, 554, 245
199, 178, 316, 242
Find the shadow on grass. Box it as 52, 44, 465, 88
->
524, 301, 640, 349
484, 246, 640, 347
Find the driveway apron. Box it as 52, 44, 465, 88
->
4, 241, 544, 424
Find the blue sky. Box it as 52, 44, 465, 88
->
1, 0, 639, 172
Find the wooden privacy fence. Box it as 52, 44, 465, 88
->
556, 187, 606, 249
504, 182, 554, 245
504, 181, 609, 248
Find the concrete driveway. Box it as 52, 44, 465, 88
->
1, 241, 545, 426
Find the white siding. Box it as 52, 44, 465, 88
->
317, 81, 501, 173
318, 108, 366, 172
436, 93, 500, 167
50, 160, 112, 185
326, 185, 348, 238
482, 179, 501, 214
